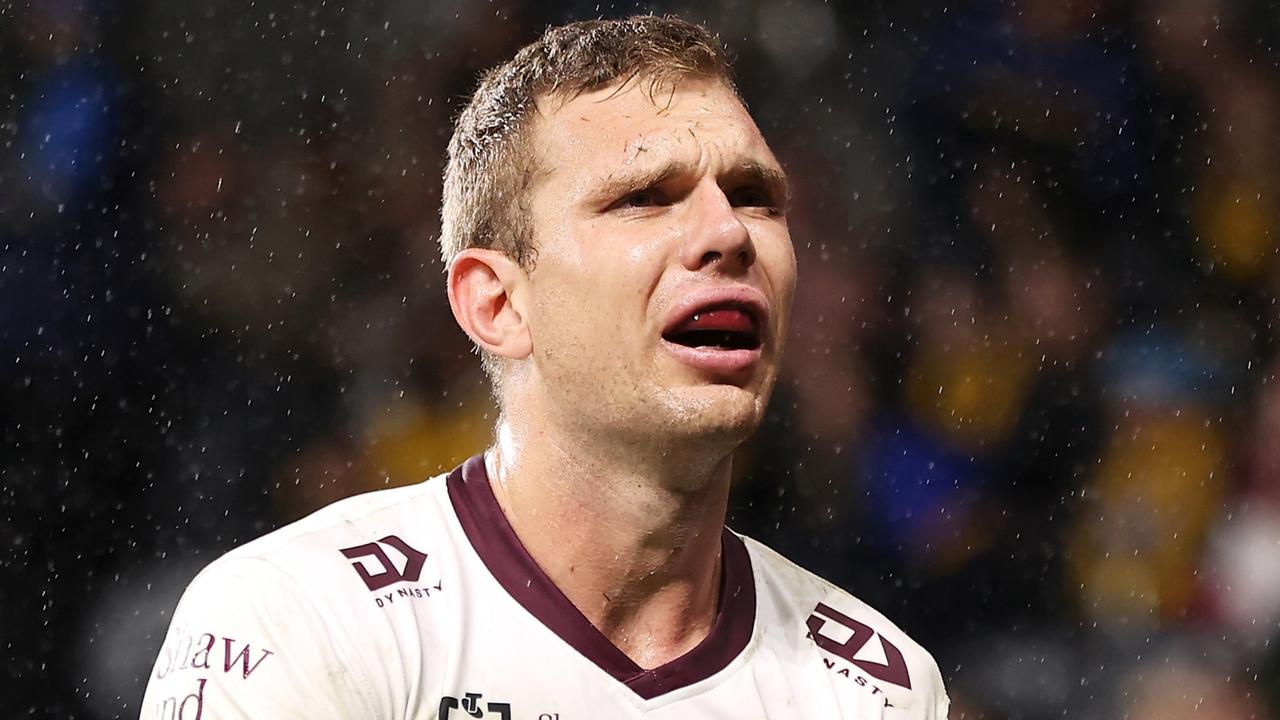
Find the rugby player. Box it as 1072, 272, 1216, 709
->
142, 15, 949, 719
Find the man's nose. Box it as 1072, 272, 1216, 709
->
679, 181, 756, 273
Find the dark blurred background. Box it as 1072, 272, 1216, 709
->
4, 0, 1280, 717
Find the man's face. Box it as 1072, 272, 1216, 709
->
518, 76, 796, 448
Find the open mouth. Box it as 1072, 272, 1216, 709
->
661, 305, 762, 351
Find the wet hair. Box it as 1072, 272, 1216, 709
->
440, 14, 736, 268
439, 15, 737, 384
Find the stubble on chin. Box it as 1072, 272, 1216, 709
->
652, 384, 767, 444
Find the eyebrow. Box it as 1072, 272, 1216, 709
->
589, 158, 791, 210
725, 160, 792, 211
589, 160, 689, 205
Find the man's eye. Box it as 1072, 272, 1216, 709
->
622, 190, 660, 207
729, 187, 779, 212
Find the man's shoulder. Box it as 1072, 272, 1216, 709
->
228, 474, 449, 561
739, 533, 950, 717
740, 534, 908, 634
188, 473, 456, 601
143, 477, 463, 718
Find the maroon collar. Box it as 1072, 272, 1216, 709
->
446, 455, 756, 700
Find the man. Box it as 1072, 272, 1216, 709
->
141, 15, 949, 719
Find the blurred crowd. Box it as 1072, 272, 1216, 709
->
3, 0, 1280, 718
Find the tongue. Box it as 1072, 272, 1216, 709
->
675, 309, 754, 334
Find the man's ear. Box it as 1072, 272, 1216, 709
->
446, 248, 533, 361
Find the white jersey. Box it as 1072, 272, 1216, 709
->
141, 456, 949, 719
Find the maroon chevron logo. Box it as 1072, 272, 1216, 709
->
339, 535, 429, 591
806, 602, 912, 689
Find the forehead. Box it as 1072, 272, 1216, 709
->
529, 77, 778, 183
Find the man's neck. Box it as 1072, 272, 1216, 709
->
486, 420, 733, 670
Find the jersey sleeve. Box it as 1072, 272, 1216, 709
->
923, 654, 951, 720
139, 556, 378, 719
